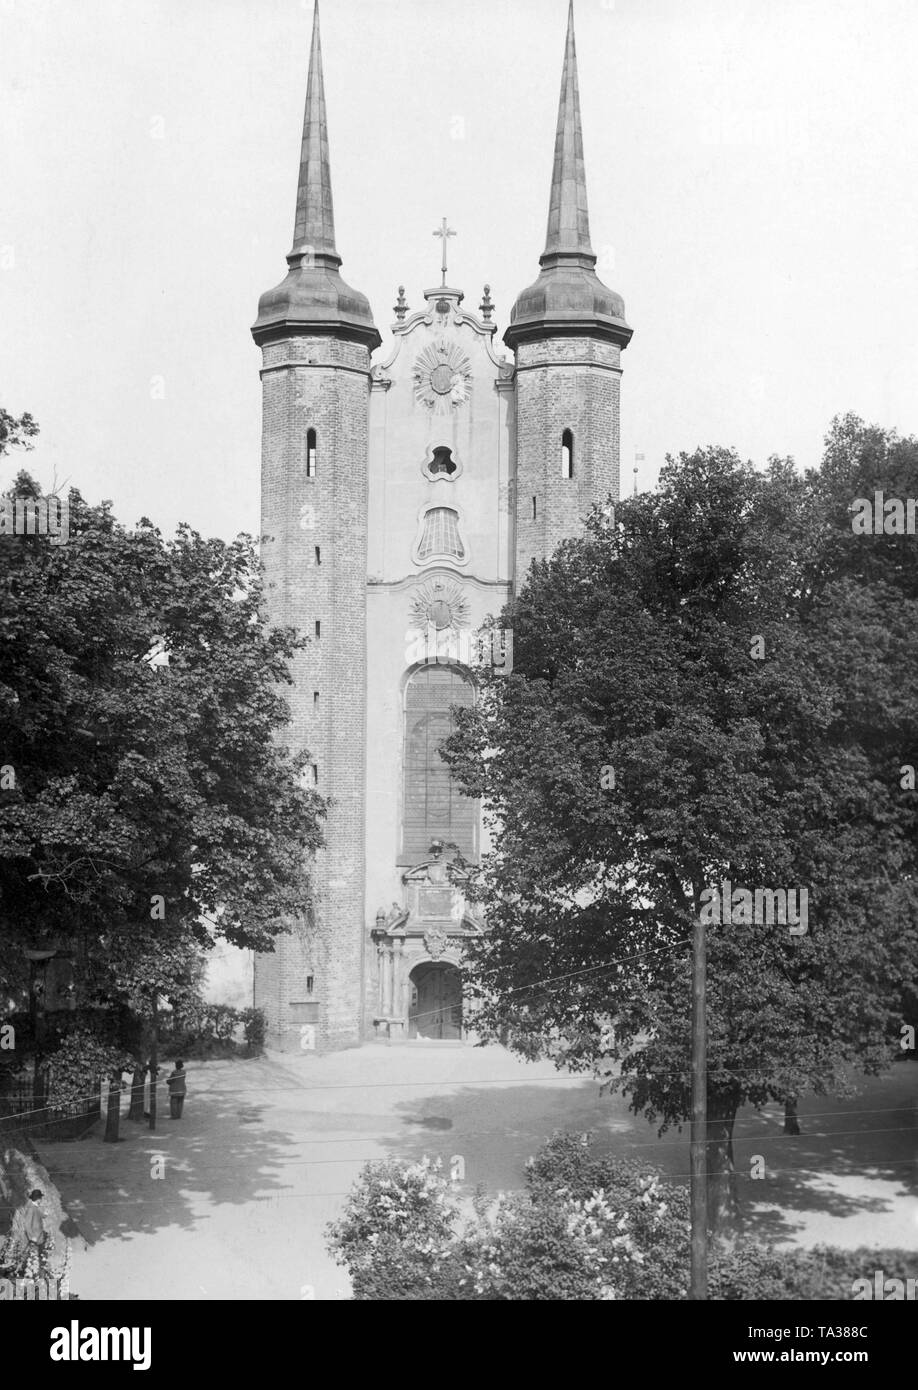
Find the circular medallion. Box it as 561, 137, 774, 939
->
428, 599, 452, 629
413, 339, 473, 415
430, 364, 454, 395
410, 579, 471, 633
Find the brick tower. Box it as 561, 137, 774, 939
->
250, 0, 631, 1053
504, 0, 632, 584
251, 1, 380, 1052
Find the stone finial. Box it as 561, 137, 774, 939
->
479, 284, 494, 321
393, 285, 408, 321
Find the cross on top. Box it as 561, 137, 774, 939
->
432, 217, 456, 287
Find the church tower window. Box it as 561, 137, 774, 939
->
561, 429, 574, 479
402, 666, 477, 863
306, 429, 317, 478
417, 507, 465, 562
429, 447, 457, 477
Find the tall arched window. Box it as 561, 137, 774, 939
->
402, 666, 477, 863
561, 429, 574, 479
416, 507, 465, 562
306, 428, 317, 478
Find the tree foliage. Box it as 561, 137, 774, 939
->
443, 416, 918, 1230
0, 437, 324, 1035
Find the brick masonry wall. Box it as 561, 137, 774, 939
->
254, 334, 372, 1052
512, 335, 622, 585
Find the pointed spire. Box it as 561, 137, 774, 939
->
504, 0, 630, 352
542, 0, 594, 264
253, 1, 379, 348
291, 1, 339, 265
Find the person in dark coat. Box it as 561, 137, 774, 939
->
165, 1061, 187, 1118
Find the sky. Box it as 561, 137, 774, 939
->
2, 0, 917, 542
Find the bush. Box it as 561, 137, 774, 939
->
241, 1007, 266, 1054
327, 1134, 688, 1301
327, 1157, 463, 1301
45, 1029, 133, 1109
709, 1244, 918, 1300
326, 1131, 918, 1301
163, 1002, 251, 1057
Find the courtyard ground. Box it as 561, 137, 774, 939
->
35, 1044, 918, 1300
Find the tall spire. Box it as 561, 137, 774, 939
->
543, 0, 594, 265
252, 0, 379, 350
291, 1, 338, 265
504, 0, 630, 352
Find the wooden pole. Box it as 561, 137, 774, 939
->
148, 994, 158, 1133
690, 901, 708, 1299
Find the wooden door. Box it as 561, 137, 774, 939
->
414, 964, 462, 1040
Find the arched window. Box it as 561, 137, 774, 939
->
306, 429, 317, 478
402, 666, 477, 863
561, 429, 574, 479
417, 507, 465, 562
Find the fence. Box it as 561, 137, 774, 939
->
0, 1075, 103, 1142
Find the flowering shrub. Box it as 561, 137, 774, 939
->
327, 1135, 687, 1301
328, 1132, 913, 1300
326, 1157, 463, 1300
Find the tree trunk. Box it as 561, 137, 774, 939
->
103, 1072, 122, 1143
706, 1090, 742, 1240
128, 1068, 146, 1121
784, 1095, 800, 1135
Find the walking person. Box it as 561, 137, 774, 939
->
166, 1060, 187, 1118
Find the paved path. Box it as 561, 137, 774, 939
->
37, 1045, 918, 1300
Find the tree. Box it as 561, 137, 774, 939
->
0, 408, 39, 457
0, 436, 325, 1053
443, 420, 918, 1235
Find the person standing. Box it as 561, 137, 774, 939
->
22, 1189, 48, 1280
165, 1061, 187, 1118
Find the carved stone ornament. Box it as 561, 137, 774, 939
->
409, 578, 470, 632
423, 927, 450, 960
413, 339, 472, 414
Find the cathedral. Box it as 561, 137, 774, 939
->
251, 0, 632, 1052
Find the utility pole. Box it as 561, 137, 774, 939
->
690, 900, 708, 1298
148, 993, 158, 1132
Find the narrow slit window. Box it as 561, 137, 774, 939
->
306, 429, 317, 478
313, 691, 319, 706
312, 764, 319, 785
314, 546, 321, 565
315, 620, 321, 638
561, 429, 574, 479
532, 495, 537, 520
306, 975, 314, 995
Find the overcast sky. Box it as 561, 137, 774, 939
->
2, 0, 917, 541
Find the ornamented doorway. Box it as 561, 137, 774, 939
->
409, 962, 462, 1040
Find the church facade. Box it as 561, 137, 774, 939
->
251, 1, 632, 1052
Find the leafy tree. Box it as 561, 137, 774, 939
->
0, 433, 325, 1054
443, 420, 918, 1234
0, 409, 39, 457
